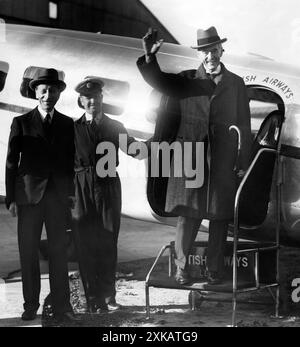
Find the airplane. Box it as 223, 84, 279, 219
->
1, 23, 300, 248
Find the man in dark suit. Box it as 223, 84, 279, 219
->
137, 27, 252, 285
5, 68, 78, 322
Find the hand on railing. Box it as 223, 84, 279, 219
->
229, 125, 242, 174
237, 170, 246, 178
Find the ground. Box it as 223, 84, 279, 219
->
43, 249, 300, 327
1, 203, 300, 327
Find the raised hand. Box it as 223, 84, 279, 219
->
142, 28, 164, 57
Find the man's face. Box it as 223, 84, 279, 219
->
35, 84, 61, 112
79, 93, 103, 116
197, 44, 223, 72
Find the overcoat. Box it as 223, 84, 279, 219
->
71, 114, 130, 234
71, 114, 139, 302
137, 55, 252, 220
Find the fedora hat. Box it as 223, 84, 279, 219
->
29, 68, 66, 91
191, 26, 227, 50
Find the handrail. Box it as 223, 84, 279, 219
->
232, 147, 278, 326
236, 245, 279, 254
145, 245, 170, 283
233, 147, 277, 284
234, 147, 277, 220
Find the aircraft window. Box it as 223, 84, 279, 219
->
145, 89, 180, 124
99, 77, 130, 116
49, 1, 58, 20
20, 66, 65, 99
20, 69, 129, 115
247, 86, 284, 133
0, 61, 9, 92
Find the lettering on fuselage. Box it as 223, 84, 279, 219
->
243, 75, 294, 100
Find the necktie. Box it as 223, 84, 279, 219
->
43, 114, 52, 139
208, 71, 222, 83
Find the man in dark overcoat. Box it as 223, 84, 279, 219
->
5, 68, 77, 322
72, 77, 144, 312
137, 27, 252, 284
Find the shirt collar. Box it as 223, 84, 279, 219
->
85, 112, 93, 123
83, 112, 105, 125
203, 64, 222, 76
38, 106, 54, 121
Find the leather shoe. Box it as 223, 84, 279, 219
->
54, 311, 81, 323
175, 267, 190, 285
207, 271, 223, 285
107, 302, 121, 311
88, 302, 108, 314
21, 309, 37, 321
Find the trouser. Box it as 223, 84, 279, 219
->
72, 217, 119, 306
72, 173, 121, 306
17, 187, 71, 314
175, 216, 229, 274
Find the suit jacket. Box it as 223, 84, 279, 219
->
137, 55, 252, 220
5, 107, 75, 208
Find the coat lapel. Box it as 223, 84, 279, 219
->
31, 107, 47, 139
210, 64, 233, 102
75, 114, 96, 156
196, 64, 209, 80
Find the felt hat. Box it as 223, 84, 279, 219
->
29, 68, 66, 91
191, 26, 227, 50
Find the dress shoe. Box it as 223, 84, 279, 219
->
21, 309, 38, 321
107, 302, 121, 311
175, 267, 190, 285
88, 302, 108, 314
54, 311, 81, 323
207, 271, 223, 285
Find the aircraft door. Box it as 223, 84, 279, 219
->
146, 91, 180, 217
238, 86, 285, 226
147, 85, 286, 224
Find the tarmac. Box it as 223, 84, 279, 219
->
2, 202, 300, 327
0, 202, 208, 327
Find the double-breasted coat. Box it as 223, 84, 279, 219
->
137, 55, 252, 220
72, 114, 139, 305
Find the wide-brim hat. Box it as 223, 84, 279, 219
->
75, 76, 105, 109
29, 68, 66, 91
191, 26, 227, 50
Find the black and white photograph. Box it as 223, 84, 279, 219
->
0, 0, 300, 330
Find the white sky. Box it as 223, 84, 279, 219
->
141, 0, 300, 66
